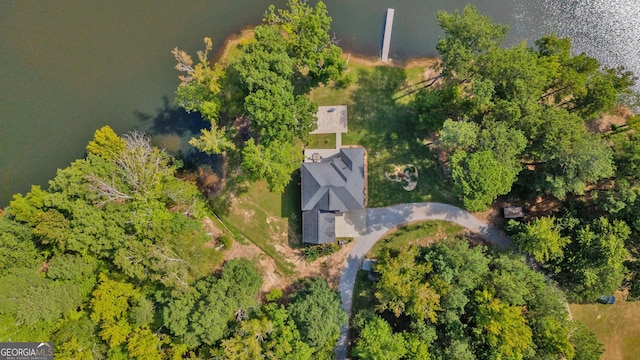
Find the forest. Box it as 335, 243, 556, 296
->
1, 0, 639, 359
414, 5, 640, 306
0, 126, 345, 359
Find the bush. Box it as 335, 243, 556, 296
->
302, 243, 340, 261
265, 288, 283, 302
219, 234, 233, 249
335, 72, 355, 89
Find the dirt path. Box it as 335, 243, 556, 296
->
222, 237, 356, 295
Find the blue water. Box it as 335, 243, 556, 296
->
1, 0, 638, 206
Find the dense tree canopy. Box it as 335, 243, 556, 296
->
0, 126, 232, 357
358, 238, 589, 360
511, 216, 570, 263
288, 277, 348, 358
451, 149, 520, 211
416, 5, 636, 207
173, 1, 345, 193
0, 124, 350, 357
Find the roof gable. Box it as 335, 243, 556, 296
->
301, 148, 365, 244
301, 148, 364, 213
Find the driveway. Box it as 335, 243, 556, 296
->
334, 202, 513, 360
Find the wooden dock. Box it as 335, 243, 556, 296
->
381, 8, 395, 62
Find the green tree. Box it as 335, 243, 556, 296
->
573, 66, 636, 120
260, 303, 313, 360
0, 217, 41, 276
352, 315, 407, 360
264, 0, 345, 86
172, 37, 224, 122
412, 85, 460, 133
477, 121, 527, 165
172, 37, 232, 155
437, 119, 480, 151
230, 25, 317, 145
86, 125, 126, 161
513, 216, 570, 263
126, 326, 165, 360
560, 217, 630, 302
436, 4, 508, 83
163, 259, 262, 348
451, 150, 520, 211
477, 43, 549, 111
570, 321, 604, 360
188, 125, 235, 155
0, 267, 86, 326
534, 109, 614, 199
367, 237, 575, 360
288, 278, 347, 356
375, 246, 441, 323
32, 209, 70, 251
241, 139, 303, 193
90, 274, 139, 347
472, 289, 534, 359
214, 303, 313, 360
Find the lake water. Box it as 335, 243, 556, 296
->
1, 0, 638, 206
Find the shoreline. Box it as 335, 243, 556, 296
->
212, 27, 440, 69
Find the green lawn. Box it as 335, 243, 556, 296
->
214, 58, 457, 275
211, 173, 301, 276
570, 300, 640, 360
311, 64, 457, 208
308, 133, 336, 149
367, 220, 464, 258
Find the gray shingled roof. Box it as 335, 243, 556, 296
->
302, 148, 365, 244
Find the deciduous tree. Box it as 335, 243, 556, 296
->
241, 139, 303, 193
451, 150, 520, 211
288, 278, 347, 356
352, 315, 407, 360
513, 216, 570, 263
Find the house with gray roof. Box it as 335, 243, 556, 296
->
301, 148, 365, 244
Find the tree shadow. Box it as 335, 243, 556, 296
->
282, 170, 303, 248
349, 66, 456, 207
350, 66, 412, 151
135, 95, 209, 138
135, 95, 228, 199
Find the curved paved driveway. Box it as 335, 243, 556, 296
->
334, 202, 513, 360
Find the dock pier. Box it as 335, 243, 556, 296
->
381, 8, 395, 62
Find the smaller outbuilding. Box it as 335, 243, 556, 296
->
503, 206, 525, 219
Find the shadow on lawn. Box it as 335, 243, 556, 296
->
282, 170, 303, 249
350, 66, 413, 151
349, 66, 456, 207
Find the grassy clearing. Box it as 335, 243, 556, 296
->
308, 133, 336, 149
214, 52, 454, 274
367, 220, 464, 258
569, 301, 640, 360
212, 173, 301, 276
311, 62, 456, 207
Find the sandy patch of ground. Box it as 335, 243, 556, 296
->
588, 106, 632, 133
213, 29, 254, 63
223, 240, 283, 293
222, 237, 354, 294
292, 241, 356, 289
203, 217, 222, 248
